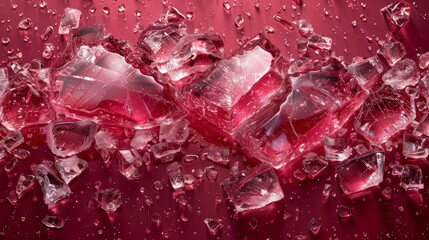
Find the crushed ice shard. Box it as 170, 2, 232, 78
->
336, 151, 385, 198
55, 156, 88, 184
382, 59, 420, 90
400, 164, 424, 190
46, 120, 98, 157
354, 85, 415, 145
58, 8, 82, 35
33, 161, 71, 205
166, 162, 184, 190
117, 149, 143, 180
347, 56, 384, 89
94, 188, 122, 212
381, 0, 411, 32
222, 163, 284, 212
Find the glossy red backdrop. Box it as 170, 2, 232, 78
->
1, 0, 429, 239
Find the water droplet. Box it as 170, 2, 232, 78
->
117, 4, 125, 13
135, 10, 141, 17
2, 37, 10, 46
223, 1, 231, 12
89, 6, 96, 14
234, 15, 244, 29
102, 7, 110, 15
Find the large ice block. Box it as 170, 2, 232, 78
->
52, 44, 176, 129
180, 33, 290, 137
237, 58, 367, 168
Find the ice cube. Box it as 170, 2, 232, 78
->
308, 34, 332, 51
94, 188, 122, 212
204, 218, 223, 236
159, 118, 189, 143
402, 132, 429, 159
302, 155, 329, 179
354, 86, 415, 144
238, 58, 367, 168
323, 137, 352, 162
382, 59, 420, 90
151, 142, 181, 161
42, 216, 65, 229
336, 205, 353, 219
46, 120, 98, 157
166, 162, 184, 190
347, 56, 384, 89
52, 45, 176, 129
377, 39, 406, 66
55, 156, 88, 184
117, 149, 143, 180
419, 52, 429, 70
0, 131, 24, 152
58, 8, 82, 34
414, 114, 429, 137
159, 33, 224, 86
0, 68, 9, 97
295, 19, 313, 37
130, 130, 156, 150
400, 164, 424, 190
222, 163, 284, 212
33, 161, 71, 205
381, 0, 411, 32
138, 7, 186, 66
94, 130, 117, 163
0, 84, 55, 131
15, 174, 35, 198
180, 33, 290, 137
335, 151, 385, 198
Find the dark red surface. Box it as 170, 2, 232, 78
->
1, 0, 429, 239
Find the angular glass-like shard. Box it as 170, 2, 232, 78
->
302, 155, 329, 179
0, 84, 55, 131
382, 59, 420, 90
295, 19, 313, 37
138, 7, 186, 66
308, 218, 322, 236
420, 71, 429, 103
204, 218, 223, 236
206, 145, 231, 167
166, 162, 184, 190
414, 114, 429, 137
419, 52, 429, 70
15, 174, 35, 198
402, 133, 429, 159
336, 151, 385, 198
53, 45, 176, 129
159, 33, 224, 86
58, 8, 82, 35
46, 120, 98, 157
117, 149, 143, 180
4, 157, 19, 173
377, 39, 406, 66
381, 0, 411, 32
287, 57, 314, 75
205, 166, 218, 181
354, 86, 415, 144
308, 34, 332, 51
401, 164, 424, 190
0, 68, 9, 97
94, 188, 122, 212
55, 156, 88, 184
159, 118, 189, 143
323, 137, 352, 162
42, 215, 65, 229
336, 205, 353, 219
151, 142, 181, 159
238, 59, 367, 168
347, 56, 384, 89
33, 161, 71, 205
130, 129, 156, 150
0, 131, 24, 152
94, 129, 117, 163
181, 33, 289, 137
222, 163, 284, 212
12, 148, 30, 160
